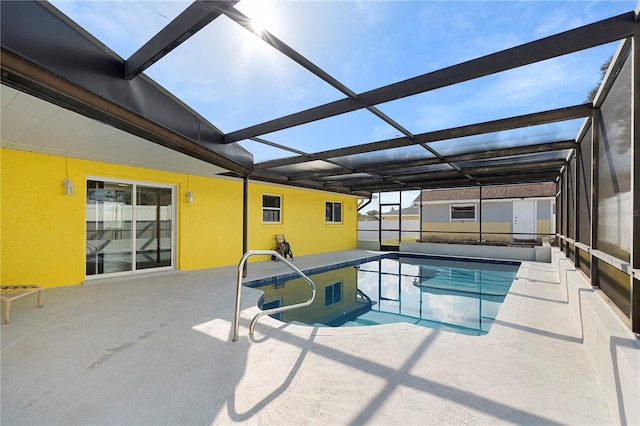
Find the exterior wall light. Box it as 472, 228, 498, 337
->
63, 178, 75, 196
186, 190, 194, 203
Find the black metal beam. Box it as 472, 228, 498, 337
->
473, 171, 560, 184
461, 159, 567, 175
0, 1, 252, 174
223, 7, 356, 98
125, 1, 238, 79
284, 140, 577, 181
1, 49, 253, 175
348, 178, 474, 192
593, 38, 632, 108
324, 170, 462, 188
256, 105, 591, 170
250, 171, 371, 197
334, 159, 564, 189
445, 140, 577, 163
631, 16, 640, 333
223, 6, 417, 142
226, 12, 634, 143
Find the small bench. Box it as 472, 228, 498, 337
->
1, 285, 44, 324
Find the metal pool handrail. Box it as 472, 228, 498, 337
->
232, 250, 316, 342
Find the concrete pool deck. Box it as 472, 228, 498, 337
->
1, 249, 638, 425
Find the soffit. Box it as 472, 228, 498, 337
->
0, 85, 228, 178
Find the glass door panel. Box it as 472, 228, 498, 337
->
86, 180, 133, 275
136, 186, 173, 270
86, 180, 174, 277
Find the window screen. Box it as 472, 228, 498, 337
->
262, 195, 281, 223
451, 204, 475, 220
325, 281, 342, 306
326, 201, 342, 223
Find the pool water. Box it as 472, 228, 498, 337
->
252, 255, 520, 336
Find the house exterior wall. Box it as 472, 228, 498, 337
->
480, 201, 512, 241
419, 199, 552, 243
421, 202, 480, 241
421, 222, 480, 241
537, 200, 551, 219
480, 223, 513, 242
247, 181, 357, 258
1, 148, 357, 288
180, 173, 243, 271
482, 201, 512, 222
422, 204, 450, 223
2, 149, 88, 287
537, 219, 552, 238
536, 200, 552, 240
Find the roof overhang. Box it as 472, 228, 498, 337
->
1, 1, 253, 176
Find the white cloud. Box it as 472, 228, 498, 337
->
51, 1, 188, 58
534, 11, 587, 38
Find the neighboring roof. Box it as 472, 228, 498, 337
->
415, 183, 556, 203
382, 206, 419, 217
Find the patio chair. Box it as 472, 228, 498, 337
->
1, 284, 44, 324
273, 234, 293, 261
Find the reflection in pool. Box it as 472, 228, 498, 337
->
252, 255, 520, 336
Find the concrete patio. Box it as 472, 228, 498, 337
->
1, 249, 637, 425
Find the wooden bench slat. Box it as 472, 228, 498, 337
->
1, 285, 44, 323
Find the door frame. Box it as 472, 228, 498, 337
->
85, 176, 177, 280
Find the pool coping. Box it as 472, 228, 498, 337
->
244, 251, 521, 288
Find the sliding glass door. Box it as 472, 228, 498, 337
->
86, 179, 174, 277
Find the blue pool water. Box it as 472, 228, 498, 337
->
248, 254, 520, 336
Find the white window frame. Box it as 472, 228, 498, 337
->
450, 203, 476, 222
326, 201, 342, 223
262, 194, 282, 223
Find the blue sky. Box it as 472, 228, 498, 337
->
50, 0, 635, 209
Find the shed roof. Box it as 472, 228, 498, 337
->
415, 183, 556, 203
382, 206, 420, 217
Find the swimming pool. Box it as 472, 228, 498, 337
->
248, 254, 520, 336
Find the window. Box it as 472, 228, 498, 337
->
325, 281, 342, 306
451, 204, 475, 221
325, 201, 342, 223
262, 194, 281, 223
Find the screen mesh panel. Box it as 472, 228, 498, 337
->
596, 53, 632, 262
578, 123, 592, 245
567, 156, 576, 240
596, 258, 631, 316
578, 247, 590, 277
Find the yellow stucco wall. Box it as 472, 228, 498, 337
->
2, 150, 87, 287
179, 173, 243, 270
1, 149, 358, 287
247, 181, 357, 258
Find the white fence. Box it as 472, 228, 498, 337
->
357, 219, 420, 240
